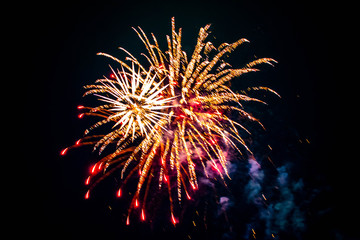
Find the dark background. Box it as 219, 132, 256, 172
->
22, 0, 352, 239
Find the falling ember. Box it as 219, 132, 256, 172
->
90, 163, 97, 174
186, 191, 191, 200
116, 188, 122, 198
85, 190, 90, 199
78, 113, 84, 119
262, 193, 267, 201
77, 105, 85, 109
171, 213, 177, 225
141, 209, 146, 221
135, 199, 139, 208
75, 139, 81, 145
60, 148, 68, 156
126, 216, 130, 225
85, 176, 91, 185
98, 162, 103, 170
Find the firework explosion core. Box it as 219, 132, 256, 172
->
62, 17, 278, 225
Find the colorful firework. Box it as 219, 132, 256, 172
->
62, 17, 278, 225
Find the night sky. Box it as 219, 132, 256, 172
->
23, 0, 352, 239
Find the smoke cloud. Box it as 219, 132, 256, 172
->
245, 157, 264, 204
244, 159, 306, 238
261, 165, 305, 237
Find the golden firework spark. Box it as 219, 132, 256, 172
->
62, 17, 279, 225
83, 64, 176, 152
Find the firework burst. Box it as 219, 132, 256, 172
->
62, 17, 279, 224
83, 64, 176, 152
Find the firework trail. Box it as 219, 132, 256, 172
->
62, 17, 278, 225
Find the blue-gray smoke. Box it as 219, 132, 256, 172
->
271, 166, 305, 233
244, 159, 306, 239
245, 157, 264, 204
